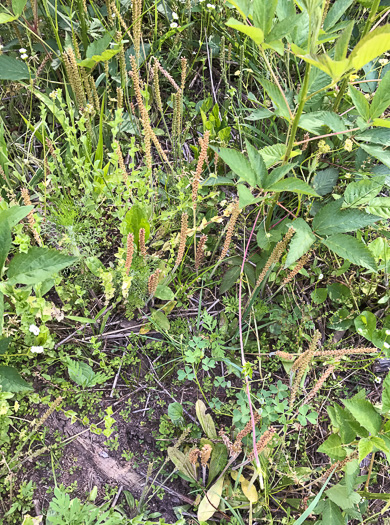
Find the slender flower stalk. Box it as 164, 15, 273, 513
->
139, 227, 147, 258
290, 330, 321, 408
21, 188, 41, 245
175, 213, 188, 267
148, 268, 161, 296
303, 365, 335, 404
219, 200, 240, 261
192, 131, 210, 210
195, 234, 207, 271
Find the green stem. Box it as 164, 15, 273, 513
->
362, 0, 381, 38
265, 64, 312, 231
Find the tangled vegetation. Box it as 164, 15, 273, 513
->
1, 0, 390, 523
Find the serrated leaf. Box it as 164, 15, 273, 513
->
259, 143, 301, 167
67, 359, 95, 388
253, 0, 277, 36
0, 337, 11, 356
321, 499, 344, 525
318, 434, 346, 460
0, 366, 33, 392
268, 177, 320, 196
167, 447, 196, 480
0, 55, 30, 80
226, 18, 264, 45
220, 266, 240, 294
343, 397, 382, 436
12, 0, 27, 15
196, 399, 217, 439
359, 142, 390, 168
197, 475, 224, 521
263, 163, 296, 189
367, 197, 390, 219
358, 438, 373, 462
383, 372, 390, 412
298, 111, 346, 134
215, 147, 258, 187
343, 178, 384, 208
285, 218, 316, 267
0, 13, 17, 23
313, 199, 380, 235
312, 168, 338, 196
78, 48, 121, 68
245, 140, 266, 186
326, 484, 361, 510
321, 234, 377, 272
323, 0, 354, 31
350, 25, 390, 72
354, 310, 376, 340
238, 184, 258, 209
7, 247, 78, 285
355, 127, 390, 146
260, 77, 291, 120
349, 85, 370, 121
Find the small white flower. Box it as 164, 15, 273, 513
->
29, 324, 40, 336
207, 3, 215, 7
379, 58, 389, 66
19, 48, 27, 53
49, 91, 58, 100
172, 11, 178, 19
386, 329, 390, 335
384, 342, 390, 349
170, 22, 178, 28
375, 376, 382, 384
358, 328, 363, 332
31, 346, 44, 354
21, 54, 28, 60
318, 273, 323, 280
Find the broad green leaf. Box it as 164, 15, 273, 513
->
0, 365, 33, 392
349, 85, 370, 121
334, 21, 354, 61
285, 218, 316, 267
0, 13, 17, 23
85, 256, 105, 277
154, 285, 174, 301
78, 48, 121, 68
197, 475, 224, 522
371, 436, 390, 454
220, 266, 240, 294
359, 143, 390, 168
123, 204, 150, 249
241, 477, 259, 503
260, 77, 291, 120
151, 310, 170, 331
259, 143, 301, 167
343, 397, 382, 436
370, 70, 390, 119
238, 184, 258, 209
226, 18, 264, 45
0, 221, 11, 275
373, 118, 390, 128
0, 205, 33, 229
196, 399, 217, 439
12, 0, 27, 15
167, 447, 196, 480
350, 25, 390, 72
321, 234, 377, 272
321, 499, 344, 525
359, 437, 373, 462
327, 402, 368, 443
253, 0, 277, 36
356, 127, 390, 146
312, 168, 338, 196
268, 178, 320, 196
216, 147, 258, 187
354, 310, 377, 340
0, 55, 30, 80
0, 292, 3, 336
245, 140, 266, 186
226, 0, 250, 18
323, 0, 354, 30
312, 199, 380, 235
167, 402, 184, 425
266, 13, 302, 42
326, 484, 361, 510
263, 164, 296, 189
311, 287, 327, 304
244, 108, 274, 121
67, 359, 95, 387
290, 46, 350, 81
318, 434, 346, 460
86, 32, 113, 58
0, 337, 11, 356
7, 247, 78, 285
383, 372, 390, 413
208, 444, 228, 484
298, 111, 346, 134
343, 178, 384, 208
